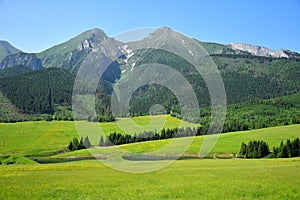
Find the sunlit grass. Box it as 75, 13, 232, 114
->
0, 115, 197, 156
55, 124, 300, 158
0, 158, 299, 199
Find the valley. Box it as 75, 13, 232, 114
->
0, 26, 299, 199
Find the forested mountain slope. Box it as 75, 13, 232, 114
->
0, 27, 298, 121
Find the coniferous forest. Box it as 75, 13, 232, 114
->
239, 138, 300, 159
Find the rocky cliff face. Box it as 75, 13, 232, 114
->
228, 42, 289, 58
76, 28, 108, 51
0, 53, 43, 70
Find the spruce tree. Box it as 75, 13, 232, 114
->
99, 136, 104, 147
78, 137, 85, 150
67, 140, 73, 151
239, 142, 247, 157
72, 137, 80, 150
84, 136, 91, 148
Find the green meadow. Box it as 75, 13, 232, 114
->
0, 158, 299, 199
54, 124, 300, 159
0, 115, 196, 156
0, 116, 300, 199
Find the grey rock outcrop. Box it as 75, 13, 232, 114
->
0, 52, 43, 70
228, 42, 289, 58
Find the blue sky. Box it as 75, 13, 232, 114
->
0, 0, 299, 53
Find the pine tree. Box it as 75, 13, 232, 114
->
257, 142, 262, 158
239, 142, 247, 157
161, 128, 166, 139
291, 138, 300, 157
272, 146, 278, 157
73, 137, 80, 150
84, 136, 91, 148
99, 136, 104, 147
78, 137, 85, 150
67, 140, 73, 151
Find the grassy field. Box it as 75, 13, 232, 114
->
0, 118, 300, 199
0, 158, 299, 199
0, 116, 298, 160
54, 124, 300, 159
0, 115, 196, 156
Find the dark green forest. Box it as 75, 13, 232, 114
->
0, 68, 74, 114
0, 67, 115, 122
0, 65, 33, 77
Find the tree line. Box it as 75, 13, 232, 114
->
270, 138, 300, 158
99, 126, 206, 147
67, 126, 206, 150
67, 130, 300, 160
238, 138, 300, 158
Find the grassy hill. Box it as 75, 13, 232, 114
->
0, 115, 196, 156
53, 124, 300, 159
0, 113, 298, 159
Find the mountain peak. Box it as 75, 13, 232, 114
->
0, 41, 22, 61
79, 28, 107, 39
0, 40, 11, 46
153, 26, 178, 36
37, 27, 122, 73
138, 26, 185, 44
156, 26, 172, 31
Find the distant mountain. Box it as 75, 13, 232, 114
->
229, 42, 289, 58
0, 52, 43, 70
0, 29, 123, 80
0, 41, 21, 61
37, 28, 123, 74
2, 27, 298, 73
